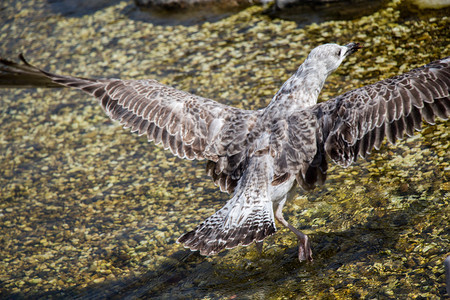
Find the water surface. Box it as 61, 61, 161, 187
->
0, 0, 449, 298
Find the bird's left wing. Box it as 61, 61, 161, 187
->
274, 57, 449, 190
0, 55, 256, 164
316, 56, 450, 168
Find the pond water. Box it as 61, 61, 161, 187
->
0, 0, 449, 298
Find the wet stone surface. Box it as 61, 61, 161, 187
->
0, 0, 449, 298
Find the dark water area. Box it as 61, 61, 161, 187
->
46, 0, 124, 16
0, 0, 449, 298
44, 0, 387, 26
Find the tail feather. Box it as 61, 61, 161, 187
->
178, 155, 277, 256
177, 198, 276, 256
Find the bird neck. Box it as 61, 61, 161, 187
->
267, 61, 330, 112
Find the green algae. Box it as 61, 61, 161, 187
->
0, 0, 449, 298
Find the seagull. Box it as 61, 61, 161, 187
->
1, 43, 449, 262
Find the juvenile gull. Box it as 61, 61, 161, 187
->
1, 43, 449, 262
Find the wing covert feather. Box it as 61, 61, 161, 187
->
69, 78, 254, 161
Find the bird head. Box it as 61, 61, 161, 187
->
306, 42, 362, 75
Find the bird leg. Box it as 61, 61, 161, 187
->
255, 241, 264, 254
274, 198, 313, 262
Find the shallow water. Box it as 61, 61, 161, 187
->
0, 0, 449, 298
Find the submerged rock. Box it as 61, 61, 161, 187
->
274, 0, 383, 9
268, 0, 385, 24
134, 0, 385, 11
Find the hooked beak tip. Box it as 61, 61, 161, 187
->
345, 42, 363, 55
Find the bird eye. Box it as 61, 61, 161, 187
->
336, 50, 341, 56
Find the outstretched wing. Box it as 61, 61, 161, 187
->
317, 56, 450, 167
274, 57, 449, 190
0, 55, 256, 166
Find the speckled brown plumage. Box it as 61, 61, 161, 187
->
0, 43, 448, 261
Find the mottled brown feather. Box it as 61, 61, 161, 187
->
317, 57, 449, 168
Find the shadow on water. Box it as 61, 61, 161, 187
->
265, 0, 386, 26
45, 0, 249, 26
46, 0, 124, 17
127, 0, 388, 27
41, 0, 450, 28
45, 0, 387, 27
124, 4, 246, 26
5, 192, 441, 299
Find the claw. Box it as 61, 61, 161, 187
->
297, 234, 313, 262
